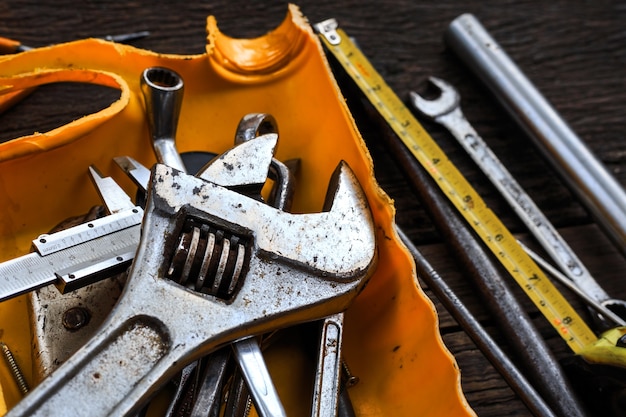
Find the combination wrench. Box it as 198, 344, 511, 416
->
411, 76, 626, 327
6, 132, 377, 416
141, 68, 285, 417
445, 13, 626, 257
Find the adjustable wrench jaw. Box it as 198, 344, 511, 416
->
8, 159, 376, 417
148, 162, 376, 296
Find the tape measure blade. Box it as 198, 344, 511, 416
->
319, 27, 597, 353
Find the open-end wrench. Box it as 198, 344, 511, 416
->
6, 133, 377, 416
410, 76, 626, 326
445, 14, 626, 257
363, 89, 586, 416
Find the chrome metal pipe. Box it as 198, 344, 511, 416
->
445, 13, 626, 257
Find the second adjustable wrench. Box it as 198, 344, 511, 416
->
6, 137, 377, 417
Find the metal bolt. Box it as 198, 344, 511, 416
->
342, 361, 360, 388
62, 307, 91, 331
0, 341, 29, 395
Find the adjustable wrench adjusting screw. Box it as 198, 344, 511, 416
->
167, 218, 251, 300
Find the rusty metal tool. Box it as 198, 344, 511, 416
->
317, 19, 596, 354
233, 112, 346, 417
324, 58, 587, 415
519, 241, 626, 327
317, 19, 587, 415
311, 312, 345, 417
388, 141, 586, 417
235, 113, 346, 417
396, 227, 557, 417
410, 76, 626, 327
118, 148, 348, 417
188, 347, 233, 417
445, 13, 626, 257
5, 133, 377, 416
233, 113, 297, 210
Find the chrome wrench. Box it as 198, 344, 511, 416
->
410, 76, 626, 325
6, 136, 377, 416
444, 13, 626, 257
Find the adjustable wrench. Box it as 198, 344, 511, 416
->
129, 109, 344, 416
6, 133, 376, 416
410, 76, 626, 326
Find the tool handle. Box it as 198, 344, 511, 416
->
140, 66, 186, 172
6, 315, 176, 417
445, 13, 626, 256
232, 337, 287, 417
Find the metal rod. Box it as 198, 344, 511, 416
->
445, 13, 626, 257
519, 240, 626, 327
369, 101, 587, 416
396, 228, 557, 417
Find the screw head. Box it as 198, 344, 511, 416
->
62, 307, 91, 331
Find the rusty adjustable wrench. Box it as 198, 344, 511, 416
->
6, 134, 377, 416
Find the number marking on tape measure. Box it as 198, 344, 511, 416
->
316, 19, 597, 353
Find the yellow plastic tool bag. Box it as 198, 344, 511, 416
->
0, 4, 474, 416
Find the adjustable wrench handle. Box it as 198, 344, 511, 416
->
6, 311, 177, 417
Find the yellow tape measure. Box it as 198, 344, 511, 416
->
316, 19, 597, 353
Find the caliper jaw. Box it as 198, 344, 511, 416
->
8, 158, 376, 417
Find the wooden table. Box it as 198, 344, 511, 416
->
1, 1, 624, 415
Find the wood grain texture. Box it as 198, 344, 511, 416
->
1, 1, 625, 415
